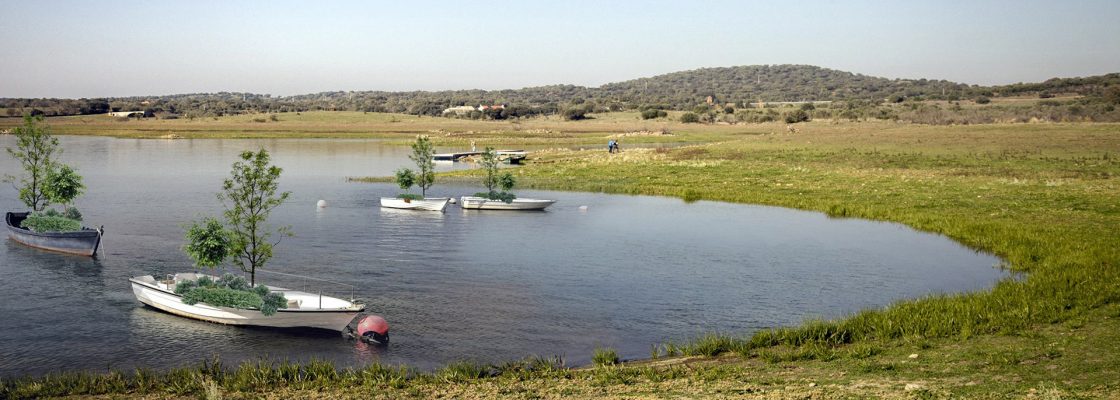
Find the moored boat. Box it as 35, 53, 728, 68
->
129, 272, 366, 332
458, 196, 555, 210
5, 212, 103, 256
379, 197, 450, 212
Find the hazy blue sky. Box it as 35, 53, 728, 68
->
2, 0, 1118, 98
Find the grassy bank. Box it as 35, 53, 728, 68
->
3, 118, 1119, 397
4, 305, 1118, 398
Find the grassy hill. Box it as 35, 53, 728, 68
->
3, 65, 1117, 119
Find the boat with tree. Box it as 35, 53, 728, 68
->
459, 147, 555, 210
380, 135, 450, 211
129, 149, 384, 337
3, 115, 102, 256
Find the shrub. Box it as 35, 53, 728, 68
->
592, 347, 619, 366
640, 109, 666, 120
175, 274, 287, 316
680, 112, 700, 123
976, 96, 991, 104
182, 287, 263, 311
184, 218, 230, 268
473, 191, 516, 203
784, 109, 811, 123
562, 107, 587, 120
63, 207, 82, 221
20, 212, 81, 232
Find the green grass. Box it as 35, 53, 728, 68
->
591, 347, 620, 367
5, 305, 1118, 398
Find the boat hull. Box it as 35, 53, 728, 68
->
129, 276, 363, 332
5, 212, 102, 256
379, 197, 449, 212
458, 196, 555, 210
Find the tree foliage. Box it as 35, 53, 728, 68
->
220, 150, 291, 286
408, 135, 436, 196
185, 149, 291, 286
394, 167, 415, 192
3, 67, 1119, 119
183, 217, 232, 268
784, 109, 811, 123
476, 148, 517, 203
44, 164, 84, 207
5, 115, 59, 211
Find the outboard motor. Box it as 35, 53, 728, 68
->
355, 314, 389, 344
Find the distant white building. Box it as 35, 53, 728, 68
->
442, 106, 476, 116
109, 111, 145, 117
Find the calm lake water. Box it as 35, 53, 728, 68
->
0, 136, 1005, 377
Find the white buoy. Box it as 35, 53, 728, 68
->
448, 198, 458, 204
316, 199, 327, 208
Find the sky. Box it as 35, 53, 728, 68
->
1, 0, 1118, 98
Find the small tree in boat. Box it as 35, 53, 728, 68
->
394, 167, 421, 201
408, 135, 436, 197
44, 164, 85, 216
184, 149, 291, 286
393, 135, 436, 201
6, 115, 88, 232
474, 147, 516, 203
5, 115, 59, 212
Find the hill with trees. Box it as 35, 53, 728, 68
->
2, 65, 1117, 120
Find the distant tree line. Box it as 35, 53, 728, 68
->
2, 65, 1117, 122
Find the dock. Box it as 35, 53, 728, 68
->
433, 150, 527, 164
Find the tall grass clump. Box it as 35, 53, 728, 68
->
592, 347, 620, 366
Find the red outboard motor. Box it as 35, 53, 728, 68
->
355, 314, 389, 344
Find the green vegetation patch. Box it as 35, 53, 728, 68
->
20, 211, 81, 232
175, 274, 287, 316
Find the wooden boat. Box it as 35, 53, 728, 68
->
458, 196, 556, 211
5, 211, 103, 256
129, 272, 365, 332
379, 197, 450, 212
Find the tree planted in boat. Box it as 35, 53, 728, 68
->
4, 115, 60, 212
184, 149, 291, 286
408, 135, 436, 197
44, 164, 85, 214
184, 217, 231, 268
394, 167, 421, 201
221, 149, 292, 286
474, 147, 517, 203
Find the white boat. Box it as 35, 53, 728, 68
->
129, 273, 364, 332
379, 197, 450, 212
459, 196, 556, 210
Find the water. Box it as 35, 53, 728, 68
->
0, 136, 1005, 377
